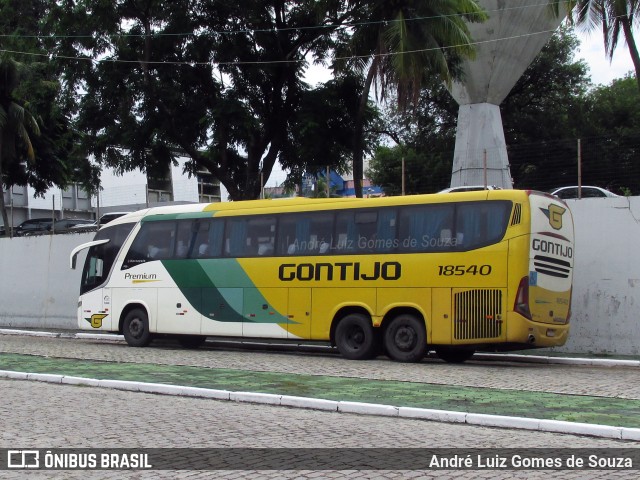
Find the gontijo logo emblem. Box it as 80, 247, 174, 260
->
540, 204, 566, 230
85, 313, 108, 328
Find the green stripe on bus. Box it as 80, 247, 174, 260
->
142, 211, 216, 222
162, 259, 292, 324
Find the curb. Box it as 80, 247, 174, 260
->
2, 328, 639, 367
2, 369, 639, 441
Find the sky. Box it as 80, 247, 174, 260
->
576, 31, 635, 85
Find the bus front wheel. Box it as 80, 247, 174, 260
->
384, 314, 426, 362
123, 308, 152, 347
335, 314, 377, 360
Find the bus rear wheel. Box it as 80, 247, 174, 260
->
384, 314, 426, 362
335, 313, 377, 360
436, 347, 475, 364
123, 308, 152, 347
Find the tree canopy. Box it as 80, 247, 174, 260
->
368, 27, 614, 194
50, 0, 380, 200
562, 0, 640, 91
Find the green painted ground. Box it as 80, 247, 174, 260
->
1, 352, 639, 428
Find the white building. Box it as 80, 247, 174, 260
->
1, 156, 221, 231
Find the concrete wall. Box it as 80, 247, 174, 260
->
1, 197, 639, 355
0, 233, 91, 329
561, 196, 640, 355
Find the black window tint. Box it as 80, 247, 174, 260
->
122, 221, 176, 268
81, 222, 135, 294
582, 188, 605, 198
455, 201, 511, 249
374, 208, 397, 253
191, 219, 224, 258
175, 220, 195, 259
557, 188, 576, 199
335, 210, 379, 253
333, 209, 397, 254
398, 204, 455, 252
277, 212, 333, 255
224, 216, 276, 257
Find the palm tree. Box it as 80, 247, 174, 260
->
336, 0, 486, 197
0, 57, 40, 235
561, 0, 640, 90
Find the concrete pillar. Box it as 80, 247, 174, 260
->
451, 103, 512, 187
447, 0, 567, 188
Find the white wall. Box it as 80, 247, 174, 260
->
559, 196, 640, 355
0, 197, 639, 355
0, 233, 91, 329
171, 161, 200, 203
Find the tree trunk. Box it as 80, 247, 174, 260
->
352, 59, 378, 198
621, 16, 640, 92
0, 138, 10, 237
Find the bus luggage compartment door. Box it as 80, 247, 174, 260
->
287, 288, 311, 340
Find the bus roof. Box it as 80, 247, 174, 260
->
101, 190, 540, 227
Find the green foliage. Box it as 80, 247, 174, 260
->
565, 0, 640, 91
281, 74, 379, 190
334, 0, 486, 197
369, 27, 615, 195
577, 74, 640, 193
367, 145, 452, 195
0, 0, 99, 200
52, 0, 370, 200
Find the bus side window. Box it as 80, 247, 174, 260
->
146, 223, 175, 260
398, 204, 454, 252
123, 221, 175, 267
174, 220, 194, 258
456, 202, 511, 249
186, 219, 224, 259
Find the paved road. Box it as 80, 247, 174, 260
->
2, 334, 639, 398
1, 333, 639, 479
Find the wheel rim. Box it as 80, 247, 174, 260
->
393, 325, 416, 352
129, 317, 144, 339
346, 326, 365, 350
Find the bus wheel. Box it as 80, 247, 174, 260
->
178, 335, 207, 349
335, 313, 377, 360
123, 308, 152, 347
384, 314, 426, 362
436, 347, 475, 364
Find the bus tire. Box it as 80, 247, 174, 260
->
178, 335, 207, 348
383, 314, 426, 362
436, 347, 475, 364
335, 313, 377, 360
123, 308, 152, 347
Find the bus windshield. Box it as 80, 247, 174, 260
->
80, 222, 135, 294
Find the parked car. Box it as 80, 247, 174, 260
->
14, 218, 54, 236
550, 186, 620, 199
67, 212, 131, 234
51, 218, 95, 234
68, 221, 98, 233
98, 212, 131, 227
439, 185, 503, 193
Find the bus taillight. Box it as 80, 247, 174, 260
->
515, 276, 532, 320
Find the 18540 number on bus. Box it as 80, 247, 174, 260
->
438, 265, 492, 276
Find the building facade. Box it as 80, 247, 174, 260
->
1, 156, 221, 233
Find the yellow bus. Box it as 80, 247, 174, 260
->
70, 190, 574, 363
